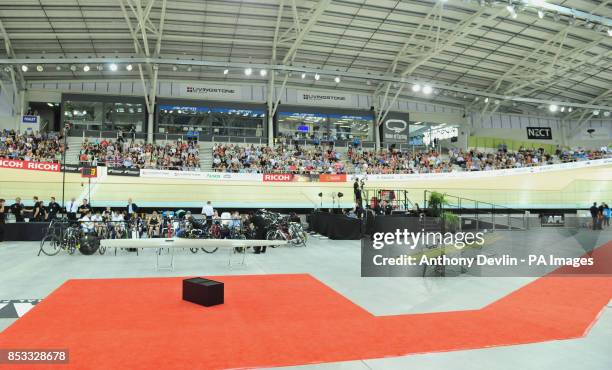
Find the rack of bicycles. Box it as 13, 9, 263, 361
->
37, 209, 308, 257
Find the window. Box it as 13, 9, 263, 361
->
157, 105, 265, 137
277, 112, 374, 141
63, 100, 145, 132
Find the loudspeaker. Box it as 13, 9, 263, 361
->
183, 277, 224, 307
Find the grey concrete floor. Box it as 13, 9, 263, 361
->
0, 229, 611, 369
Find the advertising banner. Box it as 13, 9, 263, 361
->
381, 112, 410, 143
107, 167, 140, 177
263, 173, 294, 182
541, 214, 565, 227
61, 164, 82, 173
178, 83, 242, 100
21, 115, 39, 124
140, 169, 262, 181
296, 90, 354, 107
526, 127, 552, 140
0, 159, 60, 172
319, 174, 347, 182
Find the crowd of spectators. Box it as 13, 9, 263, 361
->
212, 144, 611, 174
79, 138, 200, 170
555, 146, 609, 162
212, 143, 346, 174
0, 130, 63, 163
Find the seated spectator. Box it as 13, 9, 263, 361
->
0, 130, 63, 163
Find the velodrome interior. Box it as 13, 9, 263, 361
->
0, 0, 611, 369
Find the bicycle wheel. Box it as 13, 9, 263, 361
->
67, 238, 77, 255
201, 246, 218, 254
190, 248, 199, 254
98, 245, 107, 255
268, 230, 285, 247
40, 235, 61, 256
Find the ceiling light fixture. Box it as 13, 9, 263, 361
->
70, 65, 77, 72
172, 65, 178, 71
244, 67, 252, 76
422, 85, 432, 94
484, 97, 489, 103
301, 73, 306, 79
20, 65, 28, 72
314, 73, 320, 80
186, 66, 192, 72
334, 76, 341, 83
55, 65, 61, 71
260, 69, 267, 77
125, 64, 133, 71
411, 84, 421, 92
592, 110, 600, 116
83, 65, 90, 72
560, 106, 565, 112
36, 65, 43, 72
223, 68, 229, 75
109, 63, 118, 71
568, 107, 573, 113
549, 104, 558, 112
537, 10, 544, 19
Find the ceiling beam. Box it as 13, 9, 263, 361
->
281, 0, 332, 65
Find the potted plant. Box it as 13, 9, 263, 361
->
428, 191, 447, 217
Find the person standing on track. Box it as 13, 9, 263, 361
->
201, 201, 214, 227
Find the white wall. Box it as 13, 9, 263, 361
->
567, 119, 612, 148
0, 81, 17, 131
22, 79, 611, 149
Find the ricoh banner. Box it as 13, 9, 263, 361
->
381, 112, 410, 143
178, 83, 242, 100
296, 90, 354, 107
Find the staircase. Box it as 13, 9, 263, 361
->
64, 136, 83, 165
199, 141, 215, 170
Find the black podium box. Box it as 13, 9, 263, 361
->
182, 277, 224, 307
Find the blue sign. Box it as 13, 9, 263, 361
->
297, 125, 309, 132
22, 115, 38, 123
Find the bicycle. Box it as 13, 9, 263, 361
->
39, 219, 81, 256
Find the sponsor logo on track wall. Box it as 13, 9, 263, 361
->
0, 159, 60, 172
179, 83, 242, 100
320, 174, 347, 182
107, 168, 140, 177
140, 169, 262, 181
526, 127, 552, 140
381, 112, 410, 143
296, 90, 354, 107
263, 173, 294, 182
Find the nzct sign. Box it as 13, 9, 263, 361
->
526, 127, 552, 140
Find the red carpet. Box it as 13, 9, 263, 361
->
1, 241, 611, 369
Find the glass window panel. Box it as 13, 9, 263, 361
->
63, 100, 145, 132
327, 114, 373, 141
277, 112, 374, 141
63, 101, 103, 129
157, 105, 265, 137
